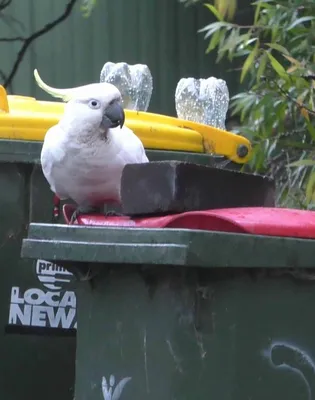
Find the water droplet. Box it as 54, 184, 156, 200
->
175, 77, 229, 130
100, 62, 153, 112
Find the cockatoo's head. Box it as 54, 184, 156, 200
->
64, 83, 125, 133
33, 69, 125, 136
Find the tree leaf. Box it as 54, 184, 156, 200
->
245, 37, 259, 46
199, 22, 232, 39
215, 0, 237, 21
206, 30, 221, 53
241, 43, 258, 83
306, 171, 315, 205
266, 52, 287, 77
265, 43, 290, 56
289, 160, 315, 167
282, 54, 301, 66
251, 0, 273, 6
204, 3, 223, 21
281, 141, 315, 151
198, 21, 231, 33
226, 0, 237, 21
271, 26, 279, 43
300, 107, 310, 121
287, 16, 315, 31
287, 65, 298, 73
306, 120, 315, 140
80, 0, 97, 17
254, 0, 262, 24
257, 52, 268, 82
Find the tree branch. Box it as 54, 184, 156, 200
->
2, 0, 78, 90
0, 0, 12, 12
0, 69, 8, 84
273, 80, 315, 117
302, 74, 315, 82
0, 36, 24, 42
0, 0, 25, 34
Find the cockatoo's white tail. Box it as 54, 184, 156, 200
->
34, 69, 85, 102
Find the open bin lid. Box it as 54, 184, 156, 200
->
0, 87, 251, 164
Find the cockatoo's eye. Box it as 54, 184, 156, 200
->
88, 99, 101, 109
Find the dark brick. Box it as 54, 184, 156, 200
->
121, 161, 275, 216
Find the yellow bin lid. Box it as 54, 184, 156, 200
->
0, 85, 251, 164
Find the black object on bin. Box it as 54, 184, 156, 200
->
121, 161, 275, 216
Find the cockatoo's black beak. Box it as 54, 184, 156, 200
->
101, 101, 125, 130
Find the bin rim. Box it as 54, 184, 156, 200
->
21, 222, 315, 268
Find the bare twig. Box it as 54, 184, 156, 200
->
0, 10, 26, 33
0, 0, 24, 33
272, 79, 315, 117
0, 36, 24, 42
302, 74, 315, 82
2, 0, 78, 89
0, 69, 8, 83
0, 0, 12, 12
0, 69, 12, 92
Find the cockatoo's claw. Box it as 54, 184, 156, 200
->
52, 208, 59, 222
52, 194, 61, 222
70, 205, 102, 224
104, 210, 124, 217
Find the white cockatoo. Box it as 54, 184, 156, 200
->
34, 69, 149, 222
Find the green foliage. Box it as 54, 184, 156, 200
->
200, 0, 315, 209
180, 0, 237, 19
179, 0, 202, 5
82, 0, 238, 20
80, 0, 97, 17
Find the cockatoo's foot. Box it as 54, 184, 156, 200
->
70, 205, 102, 224
104, 210, 124, 217
52, 195, 61, 222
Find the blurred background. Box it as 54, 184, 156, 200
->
0, 0, 251, 115
3, 0, 312, 209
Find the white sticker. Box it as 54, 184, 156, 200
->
8, 260, 77, 330
36, 259, 73, 291
102, 375, 132, 400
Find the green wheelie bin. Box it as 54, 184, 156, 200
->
21, 205, 315, 400
0, 139, 77, 400
0, 85, 247, 399
17, 96, 315, 400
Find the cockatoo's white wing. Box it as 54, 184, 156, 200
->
113, 125, 148, 164
40, 125, 70, 200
